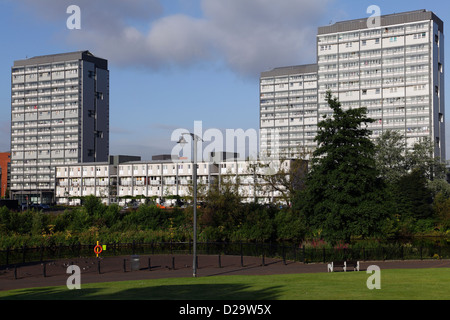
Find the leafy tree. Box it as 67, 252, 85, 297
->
297, 91, 390, 243
433, 192, 450, 230
375, 131, 447, 182
2, 210, 33, 234
31, 211, 51, 236
239, 203, 275, 241
123, 204, 166, 230
53, 209, 72, 232
374, 130, 409, 183
408, 137, 446, 181
427, 178, 450, 200
374, 132, 446, 233
200, 177, 243, 240
252, 158, 308, 206
83, 195, 105, 217
0, 206, 11, 234
103, 204, 121, 228
70, 208, 92, 232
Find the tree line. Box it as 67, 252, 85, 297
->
293, 92, 449, 244
1, 91, 449, 248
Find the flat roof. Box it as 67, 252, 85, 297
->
13, 50, 108, 70
318, 9, 443, 35
261, 64, 318, 78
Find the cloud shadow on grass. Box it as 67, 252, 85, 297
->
1, 283, 282, 301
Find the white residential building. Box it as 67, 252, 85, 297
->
260, 64, 318, 158
10, 51, 110, 204
261, 10, 445, 160
55, 156, 299, 206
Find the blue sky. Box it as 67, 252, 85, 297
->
1, 0, 449, 160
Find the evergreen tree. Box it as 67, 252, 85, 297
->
298, 91, 390, 243
394, 168, 434, 221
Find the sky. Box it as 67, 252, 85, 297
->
1, 0, 450, 160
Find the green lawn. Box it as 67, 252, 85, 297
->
1, 268, 449, 300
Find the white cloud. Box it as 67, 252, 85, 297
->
16, 0, 333, 77
145, 14, 212, 66
16, 0, 162, 25
201, 0, 327, 75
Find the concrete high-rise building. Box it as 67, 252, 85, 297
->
10, 51, 109, 204
260, 9, 445, 161
260, 64, 318, 158
317, 9, 445, 159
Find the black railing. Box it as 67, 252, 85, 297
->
1, 241, 449, 268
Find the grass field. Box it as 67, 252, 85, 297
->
0, 268, 449, 300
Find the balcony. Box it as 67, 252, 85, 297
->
65, 95, 78, 102
11, 123, 25, 129
65, 128, 78, 134
51, 65, 65, 71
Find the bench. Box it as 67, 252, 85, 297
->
346, 260, 360, 272
327, 260, 360, 272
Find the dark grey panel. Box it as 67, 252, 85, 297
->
81, 60, 96, 163
95, 68, 110, 162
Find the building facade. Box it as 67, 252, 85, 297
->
261, 10, 445, 160
55, 156, 298, 206
10, 51, 109, 204
260, 64, 318, 158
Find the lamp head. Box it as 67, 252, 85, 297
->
177, 136, 188, 146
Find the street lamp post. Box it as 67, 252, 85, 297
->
178, 133, 202, 278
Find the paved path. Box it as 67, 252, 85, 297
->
1, 254, 450, 291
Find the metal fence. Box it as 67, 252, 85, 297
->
1, 241, 449, 268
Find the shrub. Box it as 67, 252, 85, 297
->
239, 205, 274, 241
31, 211, 51, 236
122, 204, 165, 230
274, 209, 306, 242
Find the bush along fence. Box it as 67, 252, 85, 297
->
1, 241, 450, 268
